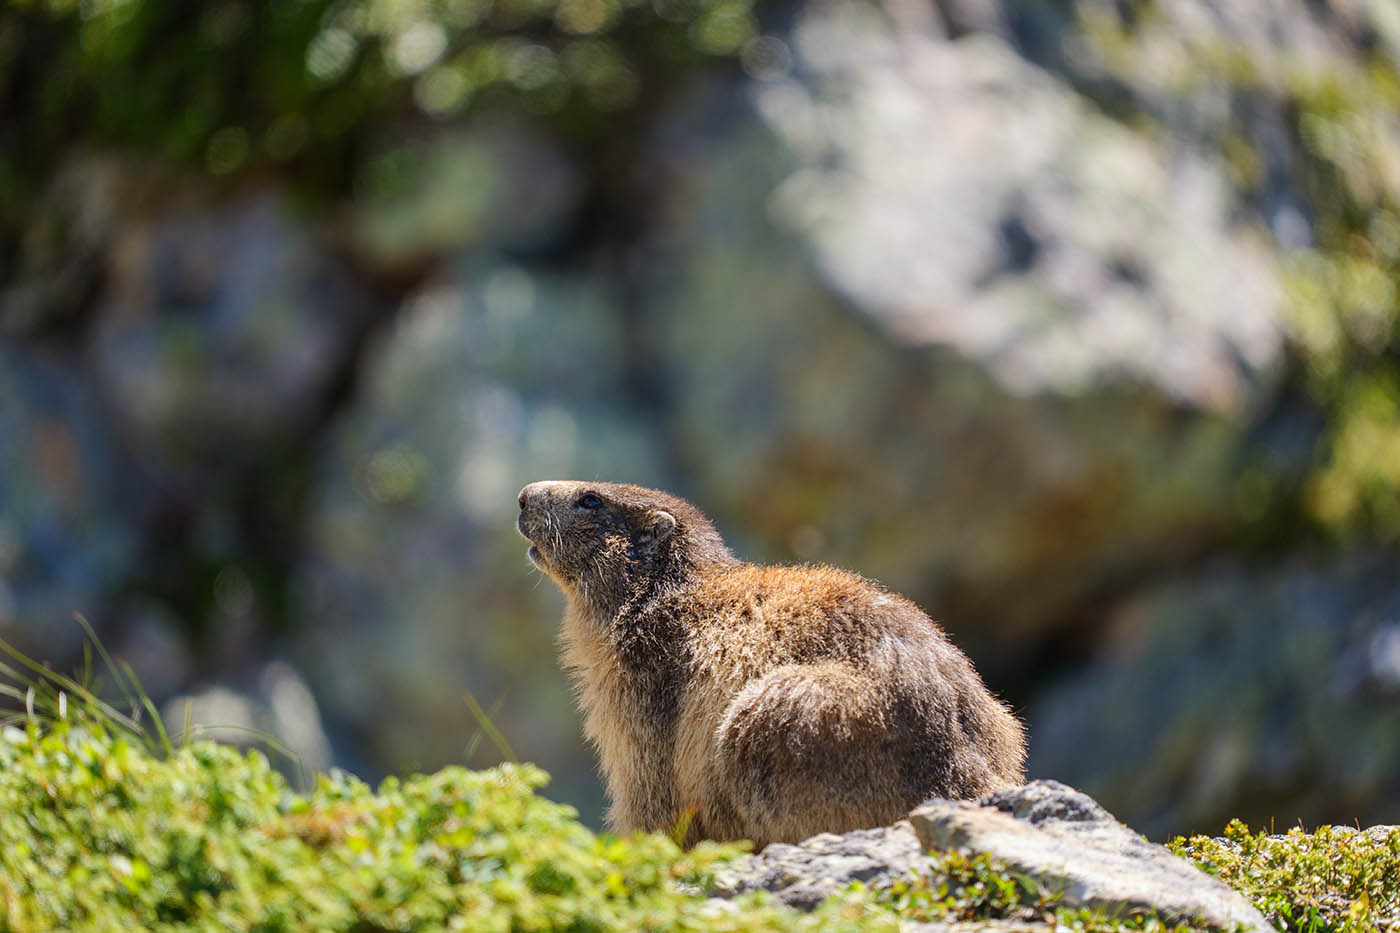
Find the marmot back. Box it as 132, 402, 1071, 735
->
516, 480, 1026, 847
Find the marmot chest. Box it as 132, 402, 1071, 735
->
559, 605, 687, 774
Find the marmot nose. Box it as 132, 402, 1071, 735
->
518, 482, 545, 510
519, 480, 564, 510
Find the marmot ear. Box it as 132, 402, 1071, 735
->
643, 509, 677, 545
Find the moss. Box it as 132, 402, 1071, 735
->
1171, 819, 1400, 932
0, 715, 898, 932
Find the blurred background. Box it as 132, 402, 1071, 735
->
3, 0, 1400, 841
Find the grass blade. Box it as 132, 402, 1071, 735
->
463, 687, 516, 764
118, 660, 172, 756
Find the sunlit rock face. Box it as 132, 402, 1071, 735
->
762, 4, 1283, 413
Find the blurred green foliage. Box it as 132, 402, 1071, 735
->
1081, 0, 1400, 542
1285, 68, 1400, 541
0, 0, 756, 242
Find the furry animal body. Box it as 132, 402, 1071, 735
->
516, 480, 1026, 846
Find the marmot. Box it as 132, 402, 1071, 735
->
516, 480, 1025, 847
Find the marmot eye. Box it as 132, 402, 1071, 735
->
577, 493, 603, 510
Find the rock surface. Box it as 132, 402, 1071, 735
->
717, 781, 1270, 931
712, 822, 927, 910
762, 6, 1284, 413
911, 781, 1270, 931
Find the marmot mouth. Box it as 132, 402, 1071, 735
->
527, 544, 544, 566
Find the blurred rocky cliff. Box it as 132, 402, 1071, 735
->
2, 0, 1399, 835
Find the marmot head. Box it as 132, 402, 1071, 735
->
517, 481, 734, 606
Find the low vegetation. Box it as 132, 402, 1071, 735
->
0, 714, 901, 932
0, 641, 1391, 932
1172, 820, 1400, 932
1, 709, 1397, 932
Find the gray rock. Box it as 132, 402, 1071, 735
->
910, 780, 1271, 931
711, 781, 1270, 928
712, 822, 928, 910
761, 3, 1285, 414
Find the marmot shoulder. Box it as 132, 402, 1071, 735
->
516, 480, 1026, 846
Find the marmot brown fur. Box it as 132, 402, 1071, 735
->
516, 480, 1025, 847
